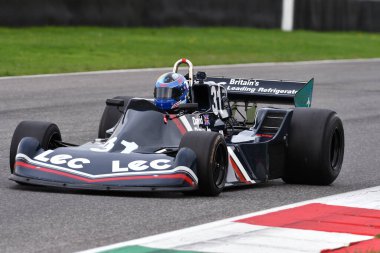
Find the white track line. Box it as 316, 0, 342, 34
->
1, 58, 380, 80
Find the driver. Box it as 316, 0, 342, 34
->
153, 72, 189, 111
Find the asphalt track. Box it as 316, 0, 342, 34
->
0, 59, 379, 253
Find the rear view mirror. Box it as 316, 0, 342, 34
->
196, 71, 207, 81
178, 103, 198, 111
106, 99, 124, 107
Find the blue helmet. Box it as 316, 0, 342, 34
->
154, 72, 189, 110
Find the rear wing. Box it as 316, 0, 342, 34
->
204, 77, 314, 107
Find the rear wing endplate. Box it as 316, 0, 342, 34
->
204, 77, 314, 107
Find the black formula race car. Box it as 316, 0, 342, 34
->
9, 59, 344, 196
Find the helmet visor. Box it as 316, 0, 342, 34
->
154, 87, 182, 100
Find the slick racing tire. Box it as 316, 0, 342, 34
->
179, 131, 228, 196
98, 96, 132, 138
10, 121, 62, 174
283, 108, 344, 185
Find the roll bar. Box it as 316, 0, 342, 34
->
173, 58, 194, 86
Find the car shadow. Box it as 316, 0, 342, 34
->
9, 179, 285, 199
9, 183, 187, 199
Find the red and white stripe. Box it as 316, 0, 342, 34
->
178, 115, 193, 132
79, 186, 380, 253
227, 146, 256, 184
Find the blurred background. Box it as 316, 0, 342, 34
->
0, 0, 379, 76
0, 0, 379, 31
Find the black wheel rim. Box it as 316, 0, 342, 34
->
330, 128, 342, 170
213, 143, 227, 188
48, 132, 61, 149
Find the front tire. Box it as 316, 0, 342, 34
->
179, 131, 228, 196
10, 121, 61, 173
283, 108, 344, 185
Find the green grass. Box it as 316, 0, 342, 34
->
0, 27, 380, 76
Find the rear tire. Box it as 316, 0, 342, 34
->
10, 121, 61, 173
283, 108, 344, 185
179, 131, 228, 196
98, 96, 132, 138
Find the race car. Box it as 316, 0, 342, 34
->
9, 59, 345, 196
